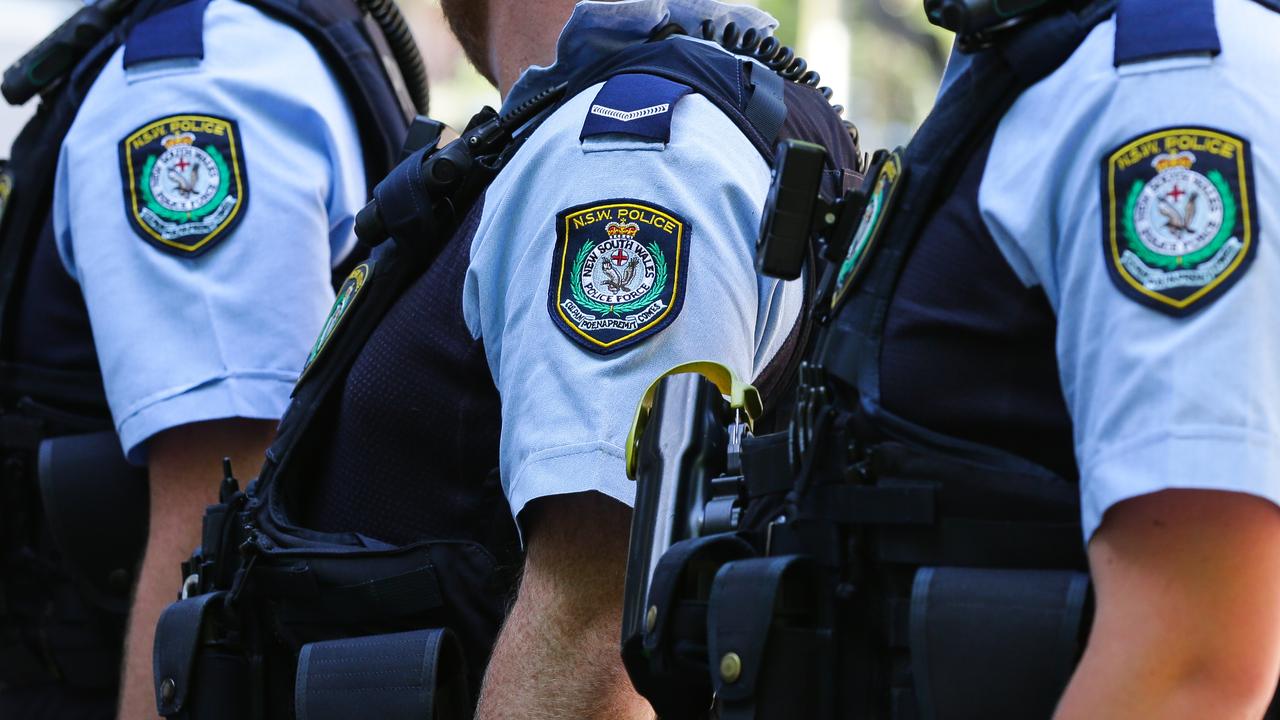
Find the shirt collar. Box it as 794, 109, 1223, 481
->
501, 0, 778, 115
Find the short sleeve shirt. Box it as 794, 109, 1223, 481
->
461, 0, 804, 528
53, 0, 366, 462
978, 0, 1280, 538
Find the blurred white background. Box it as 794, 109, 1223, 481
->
0, 0, 947, 156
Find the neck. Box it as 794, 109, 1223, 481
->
488, 0, 580, 96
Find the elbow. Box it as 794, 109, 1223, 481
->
1167, 648, 1278, 718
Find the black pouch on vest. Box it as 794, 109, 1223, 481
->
909, 567, 1090, 720
294, 628, 468, 720
707, 555, 829, 720
154, 591, 250, 719
37, 430, 149, 613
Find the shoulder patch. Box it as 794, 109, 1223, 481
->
119, 114, 249, 256
0, 161, 12, 231
1102, 126, 1258, 315
832, 149, 904, 310
581, 74, 693, 144
549, 200, 690, 354
297, 262, 372, 386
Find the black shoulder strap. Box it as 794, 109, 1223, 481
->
0, 17, 127, 381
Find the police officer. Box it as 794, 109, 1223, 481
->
673, 0, 1280, 715
0, 0, 418, 717
160, 0, 858, 717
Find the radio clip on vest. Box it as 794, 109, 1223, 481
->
924, 0, 1065, 49
1, 0, 136, 106
758, 138, 883, 321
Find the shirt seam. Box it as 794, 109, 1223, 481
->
507, 440, 627, 501
1081, 425, 1278, 470
114, 370, 298, 427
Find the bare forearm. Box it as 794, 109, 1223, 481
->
475, 493, 653, 720
118, 517, 203, 720
1055, 490, 1280, 720
476, 585, 650, 720
1057, 633, 1277, 720
117, 420, 274, 720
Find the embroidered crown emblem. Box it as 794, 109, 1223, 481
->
161, 132, 197, 149
1152, 151, 1195, 173
605, 221, 641, 239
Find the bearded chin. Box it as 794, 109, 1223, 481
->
441, 0, 496, 85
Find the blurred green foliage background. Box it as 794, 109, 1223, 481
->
1, 0, 951, 155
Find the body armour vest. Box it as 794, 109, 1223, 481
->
227, 32, 861, 712
0, 0, 411, 693
794, 0, 1280, 717
291, 40, 859, 546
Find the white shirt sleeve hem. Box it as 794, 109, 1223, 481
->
506, 441, 635, 544
117, 372, 295, 464
1081, 429, 1280, 542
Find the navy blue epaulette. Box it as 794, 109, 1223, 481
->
1113, 0, 1220, 65
580, 73, 694, 144
124, 0, 211, 70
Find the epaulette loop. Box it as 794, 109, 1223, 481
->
1114, 0, 1220, 66
124, 0, 212, 70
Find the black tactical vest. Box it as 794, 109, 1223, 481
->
0, 0, 412, 695
294, 36, 862, 546
788, 0, 1280, 717
155, 28, 861, 720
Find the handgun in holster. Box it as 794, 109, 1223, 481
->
620, 363, 829, 720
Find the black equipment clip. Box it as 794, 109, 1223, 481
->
757, 139, 864, 283
353, 83, 566, 256
925, 0, 1065, 50
1, 0, 136, 106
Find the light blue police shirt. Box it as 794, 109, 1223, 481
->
53, 0, 366, 463
462, 0, 804, 527
979, 0, 1280, 539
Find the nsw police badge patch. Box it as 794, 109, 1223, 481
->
1103, 127, 1258, 315
119, 114, 249, 256
298, 262, 372, 386
0, 161, 12, 231
549, 200, 689, 354
832, 150, 903, 310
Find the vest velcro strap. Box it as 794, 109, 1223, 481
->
319, 563, 443, 619
877, 518, 1086, 569
807, 481, 938, 526
742, 61, 787, 149
252, 557, 444, 620
295, 628, 470, 720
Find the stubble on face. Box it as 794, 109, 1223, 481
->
441, 0, 495, 84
